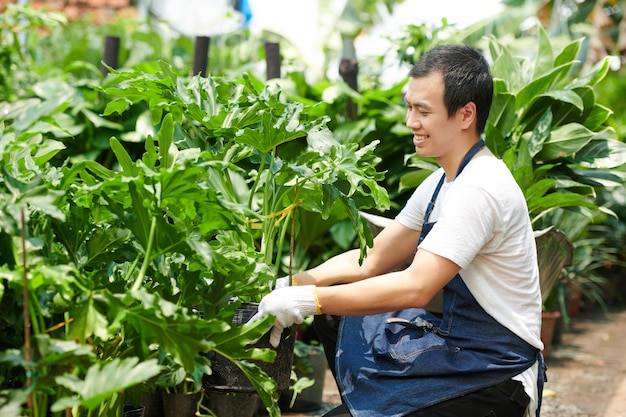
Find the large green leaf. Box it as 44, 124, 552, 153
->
158, 113, 175, 169
110, 137, 138, 176
574, 135, 626, 169
537, 123, 598, 161
527, 108, 552, 157
69, 295, 111, 342
554, 38, 582, 68
516, 62, 579, 112
568, 56, 611, 89
582, 104, 613, 132
104, 290, 225, 372
527, 192, 597, 214
489, 40, 523, 92
532, 25, 554, 79
52, 357, 162, 411
525, 178, 556, 204
487, 88, 516, 140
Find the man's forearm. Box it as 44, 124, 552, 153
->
294, 249, 375, 287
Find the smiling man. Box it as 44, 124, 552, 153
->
250, 44, 545, 417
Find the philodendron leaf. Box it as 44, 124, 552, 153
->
119, 290, 226, 372
211, 315, 275, 361
237, 361, 280, 417
32, 139, 66, 166
18, 185, 66, 221
158, 113, 175, 169
236, 121, 304, 154
11, 83, 74, 133
102, 97, 130, 116
69, 295, 111, 342
52, 357, 162, 411
110, 137, 138, 176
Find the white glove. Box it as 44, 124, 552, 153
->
249, 285, 320, 347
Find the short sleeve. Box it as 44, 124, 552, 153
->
396, 168, 445, 232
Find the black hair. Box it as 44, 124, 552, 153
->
408, 44, 493, 134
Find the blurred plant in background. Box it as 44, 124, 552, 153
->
1, 1, 626, 415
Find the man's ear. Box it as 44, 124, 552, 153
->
459, 102, 477, 130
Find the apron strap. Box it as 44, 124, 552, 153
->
422, 139, 485, 225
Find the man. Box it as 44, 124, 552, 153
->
251, 44, 544, 417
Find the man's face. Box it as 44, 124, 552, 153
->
404, 72, 462, 159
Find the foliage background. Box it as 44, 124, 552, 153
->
1, 0, 626, 415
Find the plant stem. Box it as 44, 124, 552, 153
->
248, 152, 267, 210
20, 208, 34, 412
261, 150, 276, 266
131, 216, 157, 292
27, 292, 42, 336
288, 180, 298, 284
124, 253, 142, 284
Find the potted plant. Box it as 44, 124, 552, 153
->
0, 29, 390, 414
96, 62, 390, 414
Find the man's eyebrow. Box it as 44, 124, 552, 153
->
403, 97, 433, 110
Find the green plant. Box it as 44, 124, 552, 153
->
486, 27, 625, 223
484, 28, 626, 309
0, 4, 67, 101
0, 51, 388, 417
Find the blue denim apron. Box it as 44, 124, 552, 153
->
335, 140, 542, 417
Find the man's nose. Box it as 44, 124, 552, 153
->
406, 112, 421, 129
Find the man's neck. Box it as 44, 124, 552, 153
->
439, 138, 483, 181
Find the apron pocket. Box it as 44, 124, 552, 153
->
387, 329, 452, 361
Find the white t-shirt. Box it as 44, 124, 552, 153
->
395, 151, 543, 416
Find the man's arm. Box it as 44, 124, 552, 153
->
250, 219, 460, 346
294, 220, 422, 287
315, 248, 460, 316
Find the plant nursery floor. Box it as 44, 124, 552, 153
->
281, 307, 626, 417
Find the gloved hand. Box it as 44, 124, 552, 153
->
249, 285, 320, 347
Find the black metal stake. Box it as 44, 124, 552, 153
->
102, 35, 120, 77
193, 36, 211, 77
339, 57, 359, 120
265, 42, 281, 80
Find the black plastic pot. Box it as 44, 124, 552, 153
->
208, 391, 259, 417
203, 302, 296, 393
161, 392, 201, 417
141, 391, 163, 417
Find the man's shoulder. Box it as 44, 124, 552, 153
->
459, 155, 517, 187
